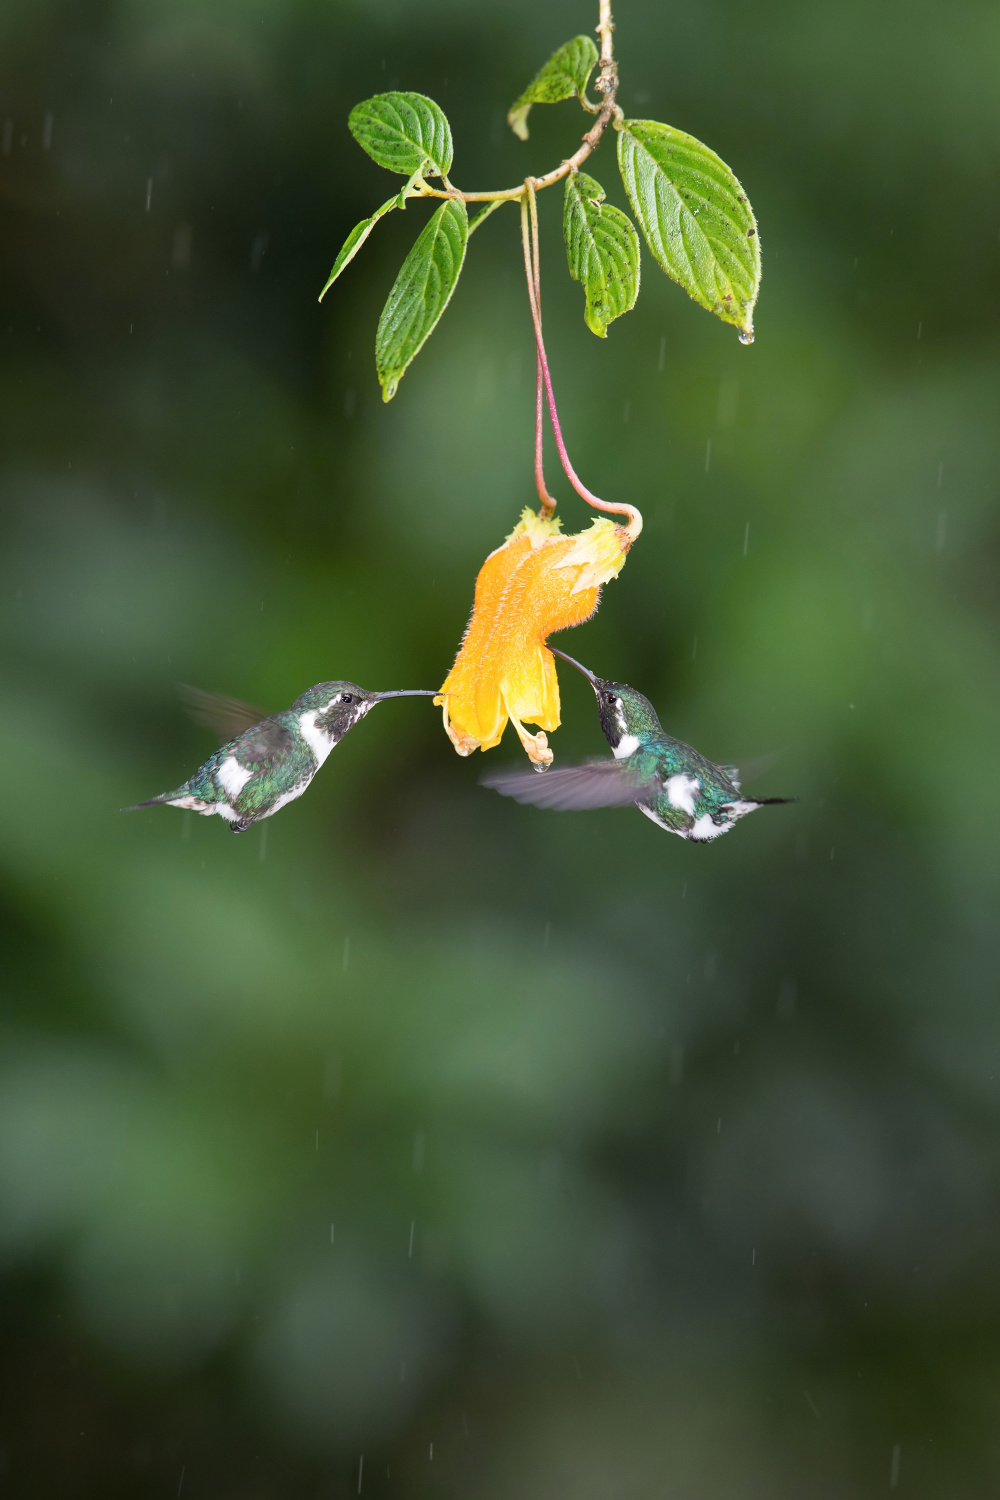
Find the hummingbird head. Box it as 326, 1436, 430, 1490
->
293, 681, 437, 746
548, 647, 663, 758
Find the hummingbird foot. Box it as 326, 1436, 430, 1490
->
229, 818, 255, 833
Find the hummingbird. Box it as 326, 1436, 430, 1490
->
124, 681, 438, 832
482, 648, 794, 843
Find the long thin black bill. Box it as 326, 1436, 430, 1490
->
374, 689, 440, 699
547, 646, 597, 683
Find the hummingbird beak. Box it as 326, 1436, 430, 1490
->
547, 645, 598, 685
373, 689, 440, 699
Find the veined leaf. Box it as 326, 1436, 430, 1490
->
508, 35, 598, 141
318, 196, 397, 302
376, 198, 468, 402
349, 92, 453, 178
563, 172, 640, 338
617, 119, 760, 340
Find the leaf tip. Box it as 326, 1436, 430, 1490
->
381, 376, 399, 402
507, 105, 530, 141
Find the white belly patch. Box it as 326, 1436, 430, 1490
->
689, 812, 734, 842
217, 756, 253, 798
664, 773, 700, 816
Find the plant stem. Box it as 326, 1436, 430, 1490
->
520, 181, 641, 541
414, 0, 620, 207
520, 195, 557, 518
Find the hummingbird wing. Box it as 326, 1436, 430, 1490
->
481, 759, 656, 811
177, 684, 268, 741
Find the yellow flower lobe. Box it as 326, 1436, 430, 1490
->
436, 507, 638, 766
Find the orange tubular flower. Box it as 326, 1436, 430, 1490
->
437, 505, 642, 766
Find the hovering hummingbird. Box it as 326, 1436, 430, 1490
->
124, 681, 437, 832
482, 648, 794, 843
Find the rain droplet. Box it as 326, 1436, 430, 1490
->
738, 329, 754, 345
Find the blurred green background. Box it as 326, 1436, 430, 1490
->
2, 0, 1000, 1495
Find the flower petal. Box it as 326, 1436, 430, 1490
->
437, 506, 640, 762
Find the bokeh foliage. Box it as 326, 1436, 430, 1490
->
2, 0, 1000, 1495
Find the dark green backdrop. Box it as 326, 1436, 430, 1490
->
2, 1, 999, 1495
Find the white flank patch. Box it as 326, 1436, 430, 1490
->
214, 803, 240, 822
638, 804, 687, 839
725, 800, 760, 821
665, 773, 701, 816
689, 812, 734, 842
166, 795, 214, 814
298, 710, 337, 767
614, 733, 641, 760
217, 756, 252, 798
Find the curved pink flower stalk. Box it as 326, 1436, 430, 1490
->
520, 185, 642, 543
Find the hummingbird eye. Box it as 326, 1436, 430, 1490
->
340, 693, 354, 704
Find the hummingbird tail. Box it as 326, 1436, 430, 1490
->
755, 797, 797, 806
120, 788, 188, 812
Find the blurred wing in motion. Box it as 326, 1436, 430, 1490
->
726, 749, 786, 791
481, 759, 654, 811
177, 684, 268, 741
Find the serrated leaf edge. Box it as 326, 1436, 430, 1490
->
318, 196, 398, 302
617, 119, 760, 339
508, 34, 599, 141
376, 198, 469, 402
349, 91, 454, 178
563, 172, 640, 338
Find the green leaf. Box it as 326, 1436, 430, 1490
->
318, 196, 397, 303
617, 119, 760, 341
507, 35, 599, 141
563, 172, 640, 338
349, 92, 453, 178
376, 198, 468, 402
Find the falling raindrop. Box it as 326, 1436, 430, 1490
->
704, 438, 712, 473
42, 113, 53, 149
743, 522, 750, 556
657, 334, 666, 372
